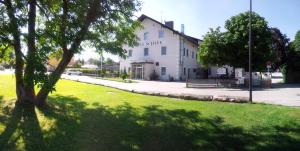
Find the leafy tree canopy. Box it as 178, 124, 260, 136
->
294, 30, 300, 52
198, 12, 273, 71
270, 27, 290, 69
105, 58, 115, 65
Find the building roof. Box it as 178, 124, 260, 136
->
138, 14, 202, 46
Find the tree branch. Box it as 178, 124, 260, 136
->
60, 0, 68, 53
36, 2, 50, 21
36, 0, 102, 103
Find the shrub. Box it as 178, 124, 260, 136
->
150, 70, 159, 80
121, 73, 128, 80
281, 50, 300, 83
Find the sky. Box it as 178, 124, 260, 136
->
76, 0, 300, 62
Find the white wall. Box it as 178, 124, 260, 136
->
180, 40, 199, 80
120, 18, 199, 81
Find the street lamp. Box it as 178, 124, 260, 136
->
249, 0, 253, 102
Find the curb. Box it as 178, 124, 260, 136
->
62, 77, 251, 104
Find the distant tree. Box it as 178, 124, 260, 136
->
198, 12, 273, 71
87, 58, 101, 66
294, 30, 300, 52
270, 27, 290, 69
281, 33, 300, 83
0, 0, 141, 107
105, 58, 115, 65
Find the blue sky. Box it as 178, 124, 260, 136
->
138, 0, 300, 40
77, 0, 300, 61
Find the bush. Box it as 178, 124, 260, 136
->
168, 75, 174, 81
281, 50, 300, 83
282, 65, 300, 83
149, 70, 159, 80
121, 73, 128, 80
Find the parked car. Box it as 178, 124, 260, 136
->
66, 69, 82, 75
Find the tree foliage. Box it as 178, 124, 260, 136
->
198, 12, 273, 71
0, 0, 141, 106
294, 30, 300, 52
270, 27, 290, 69
87, 58, 101, 66
281, 32, 300, 83
197, 27, 225, 67
105, 58, 115, 65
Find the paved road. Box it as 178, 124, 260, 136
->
62, 75, 300, 107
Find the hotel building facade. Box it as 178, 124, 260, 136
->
120, 14, 202, 81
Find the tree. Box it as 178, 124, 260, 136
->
270, 27, 290, 70
198, 12, 273, 71
0, 0, 141, 107
281, 34, 300, 83
87, 58, 101, 66
197, 27, 227, 67
105, 58, 115, 65
294, 30, 300, 52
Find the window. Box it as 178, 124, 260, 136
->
144, 32, 149, 40
156, 62, 159, 66
161, 46, 167, 55
193, 68, 196, 73
128, 50, 132, 57
128, 67, 131, 73
184, 68, 186, 75
144, 48, 149, 56
161, 67, 166, 76
183, 48, 185, 56
192, 51, 194, 59
186, 49, 189, 57
159, 30, 164, 38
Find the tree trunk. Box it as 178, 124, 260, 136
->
4, 0, 32, 105
36, 53, 74, 107
23, 0, 37, 104
16, 85, 36, 106
36, 4, 97, 106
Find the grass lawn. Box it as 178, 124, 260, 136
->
98, 77, 136, 83
0, 75, 300, 151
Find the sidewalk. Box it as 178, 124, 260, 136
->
62, 75, 300, 107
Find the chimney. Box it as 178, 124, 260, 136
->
181, 24, 185, 34
165, 21, 174, 29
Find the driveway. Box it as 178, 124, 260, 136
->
62, 75, 300, 107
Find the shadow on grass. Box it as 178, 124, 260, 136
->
0, 95, 300, 151
0, 101, 46, 151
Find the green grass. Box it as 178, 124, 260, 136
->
99, 77, 136, 83
0, 75, 300, 151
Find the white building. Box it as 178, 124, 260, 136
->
120, 14, 201, 81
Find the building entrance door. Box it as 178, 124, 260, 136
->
132, 64, 144, 79
136, 67, 144, 79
